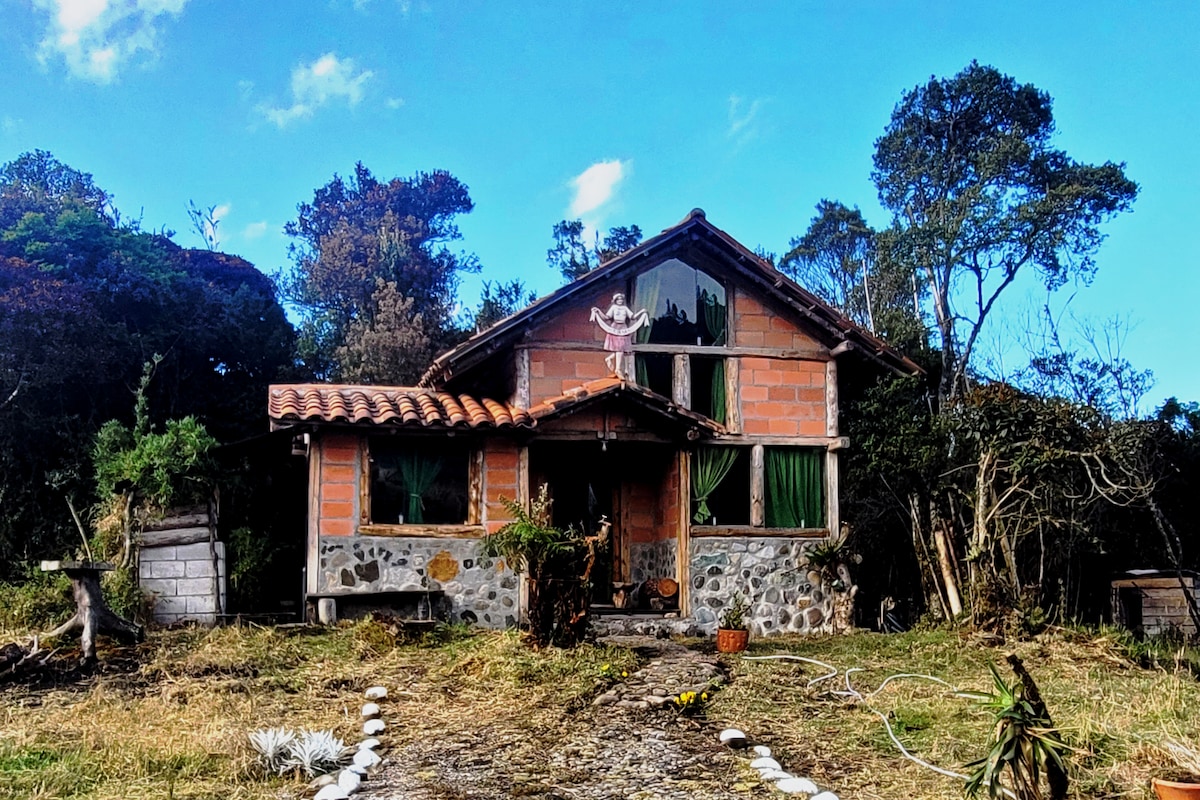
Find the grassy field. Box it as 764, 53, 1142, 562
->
0, 621, 1196, 799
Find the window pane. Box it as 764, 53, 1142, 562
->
635, 353, 672, 397
691, 446, 750, 525
633, 258, 727, 346
690, 356, 726, 423
370, 439, 469, 525
764, 447, 825, 528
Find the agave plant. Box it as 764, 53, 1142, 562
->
284, 729, 352, 778
248, 727, 296, 775
962, 663, 1070, 800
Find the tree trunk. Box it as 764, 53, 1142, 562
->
46, 568, 143, 664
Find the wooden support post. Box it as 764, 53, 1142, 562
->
468, 446, 484, 524
306, 436, 321, 596
750, 444, 765, 527
672, 354, 691, 408
724, 357, 741, 433
677, 450, 691, 616
517, 445, 530, 509
826, 448, 839, 537
825, 359, 839, 437
514, 348, 531, 408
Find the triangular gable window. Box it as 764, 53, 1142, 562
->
632, 259, 727, 346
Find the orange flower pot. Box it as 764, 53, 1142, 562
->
1154, 777, 1200, 799
716, 628, 749, 653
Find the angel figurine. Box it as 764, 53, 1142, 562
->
589, 293, 649, 376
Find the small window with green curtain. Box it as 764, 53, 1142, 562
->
764, 447, 825, 529
369, 438, 469, 525
690, 356, 727, 424
691, 445, 750, 525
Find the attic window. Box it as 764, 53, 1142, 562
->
632, 259, 727, 347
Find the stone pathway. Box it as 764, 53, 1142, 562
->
357, 637, 750, 799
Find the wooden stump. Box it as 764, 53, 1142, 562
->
41, 562, 143, 664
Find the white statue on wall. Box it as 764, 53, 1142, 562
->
590, 292, 649, 376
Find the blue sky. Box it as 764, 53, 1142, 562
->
1, 1, 1196, 408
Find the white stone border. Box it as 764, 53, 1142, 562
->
719, 727, 839, 799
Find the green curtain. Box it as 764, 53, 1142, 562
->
634, 270, 664, 387
765, 448, 824, 528
691, 446, 740, 523
709, 358, 727, 424
701, 289, 727, 346
399, 451, 443, 524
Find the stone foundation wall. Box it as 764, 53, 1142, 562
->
317, 536, 518, 628
629, 539, 677, 586
139, 541, 226, 625
687, 537, 833, 635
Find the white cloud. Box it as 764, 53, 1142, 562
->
727, 95, 766, 146
569, 159, 628, 218
260, 52, 374, 128
242, 221, 269, 240
385, 96, 405, 109
33, 0, 189, 83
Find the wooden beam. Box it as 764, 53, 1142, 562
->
514, 348, 531, 408
359, 441, 370, 524
141, 527, 209, 547
830, 340, 854, 357
517, 445, 530, 509
709, 434, 849, 447
677, 449, 691, 616
672, 354, 691, 409
825, 358, 839, 437
692, 526, 829, 539
750, 444, 765, 527
306, 437, 321, 597
356, 524, 486, 538
724, 357, 741, 434
826, 449, 840, 539
467, 446, 484, 525
519, 340, 830, 361
142, 512, 208, 531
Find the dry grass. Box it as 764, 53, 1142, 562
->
0, 621, 637, 800
710, 627, 1200, 800
2, 621, 1197, 799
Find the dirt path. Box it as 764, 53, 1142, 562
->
359, 638, 753, 800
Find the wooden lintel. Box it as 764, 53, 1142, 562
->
141, 527, 209, 547
710, 434, 849, 448
356, 524, 486, 539
691, 526, 830, 538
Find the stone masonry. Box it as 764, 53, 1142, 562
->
318, 535, 518, 628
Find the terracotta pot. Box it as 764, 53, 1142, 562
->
1154, 777, 1200, 799
716, 627, 749, 653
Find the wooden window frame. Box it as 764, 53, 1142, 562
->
357, 438, 485, 538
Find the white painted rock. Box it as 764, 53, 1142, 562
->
777, 777, 820, 794
364, 686, 388, 700
362, 718, 386, 735
358, 737, 381, 750
760, 769, 793, 781
337, 768, 362, 793
361, 702, 381, 718
719, 728, 748, 748
810, 793, 839, 800
750, 757, 783, 771
752, 744, 772, 758
308, 774, 337, 791
348, 764, 368, 776
353, 748, 382, 769
314, 786, 350, 800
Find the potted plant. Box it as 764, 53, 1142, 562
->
1153, 741, 1200, 799
715, 593, 750, 653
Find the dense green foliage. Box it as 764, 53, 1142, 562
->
0, 152, 294, 577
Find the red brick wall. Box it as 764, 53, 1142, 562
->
317, 433, 360, 537
528, 346, 610, 402
733, 288, 823, 351
738, 357, 827, 436
483, 439, 520, 534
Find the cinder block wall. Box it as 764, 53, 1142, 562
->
139, 542, 226, 624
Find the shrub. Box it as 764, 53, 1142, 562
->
0, 570, 73, 631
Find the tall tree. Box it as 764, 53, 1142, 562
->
872, 62, 1138, 403
473, 279, 536, 333
546, 220, 642, 283
779, 200, 924, 347
283, 164, 478, 380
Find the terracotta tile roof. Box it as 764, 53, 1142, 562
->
527, 377, 725, 434
268, 384, 534, 430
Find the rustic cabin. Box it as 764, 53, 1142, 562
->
268, 210, 920, 635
